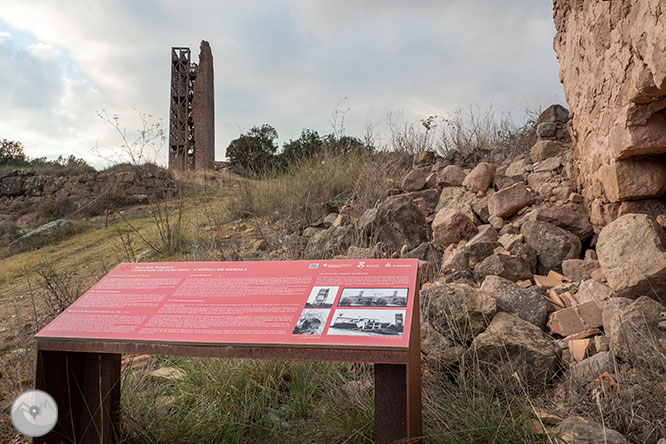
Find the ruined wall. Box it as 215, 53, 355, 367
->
192, 40, 215, 170
553, 0, 666, 228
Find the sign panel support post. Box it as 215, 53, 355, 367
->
34, 350, 121, 444
374, 286, 422, 444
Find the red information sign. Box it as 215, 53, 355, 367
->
36, 259, 418, 349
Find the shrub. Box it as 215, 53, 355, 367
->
35, 197, 78, 223
0, 139, 26, 164
279, 129, 323, 165
226, 125, 279, 176
0, 221, 24, 247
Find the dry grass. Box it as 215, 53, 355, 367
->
224, 150, 410, 231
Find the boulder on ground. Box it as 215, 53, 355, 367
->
12, 219, 73, 248
467, 225, 498, 246
561, 259, 600, 282
530, 140, 566, 163
305, 225, 354, 258
487, 183, 534, 218
404, 241, 442, 266
435, 186, 489, 222
437, 164, 466, 187
468, 312, 560, 386
442, 242, 499, 273
555, 416, 629, 444
432, 207, 477, 248
401, 167, 428, 192
537, 104, 569, 125
420, 321, 465, 368
504, 158, 532, 178
569, 351, 616, 387
365, 195, 429, 254
521, 220, 581, 274
596, 213, 666, 303
473, 253, 533, 283
423, 283, 496, 343
480, 275, 552, 329
575, 279, 613, 304
529, 201, 593, 241
604, 296, 666, 366
462, 162, 496, 193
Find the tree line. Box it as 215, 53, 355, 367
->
225, 125, 372, 176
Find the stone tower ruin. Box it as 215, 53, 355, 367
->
168, 41, 214, 171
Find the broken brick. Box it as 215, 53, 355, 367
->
534, 274, 562, 288
569, 338, 592, 361
563, 328, 602, 343
547, 270, 571, 283
547, 301, 603, 336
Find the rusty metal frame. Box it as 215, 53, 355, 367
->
168, 47, 195, 171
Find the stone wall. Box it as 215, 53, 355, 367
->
553, 0, 666, 228
0, 165, 175, 225
192, 40, 215, 171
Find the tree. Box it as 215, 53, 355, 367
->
280, 129, 323, 164
0, 139, 26, 164
226, 124, 279, 175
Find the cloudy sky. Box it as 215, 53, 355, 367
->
0, 1, 565, 168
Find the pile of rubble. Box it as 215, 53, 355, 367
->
302, 104, 666, 443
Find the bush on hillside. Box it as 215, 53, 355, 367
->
0, 139, 26, 164
226, 125, 279, 176
279, 129, 323, 164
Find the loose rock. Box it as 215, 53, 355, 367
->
468, 312, 560, 386
521, 220, 581, 274
481, 275, 552, 329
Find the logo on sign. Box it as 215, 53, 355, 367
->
308, 263, 319, 269
11, 390, 58, 437
357, 261, 365, 268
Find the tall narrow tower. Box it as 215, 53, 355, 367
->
168, 41, 214, 171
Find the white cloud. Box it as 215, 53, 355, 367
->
26, 42, 59, 59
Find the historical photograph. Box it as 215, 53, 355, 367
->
292, 309, 331, 335
326, 309, 405, 336
303, 286, 339, 308
337, 288, 408, 307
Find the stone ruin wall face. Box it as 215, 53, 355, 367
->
553, 0, 666, 229
192, 40, 215, 171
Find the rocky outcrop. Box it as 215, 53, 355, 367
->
553, 1, 666, 229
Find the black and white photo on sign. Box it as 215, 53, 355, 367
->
337, 288, 408, 307
304, 286, 339, 308
292, 309, 331, 335
326, 309, 405, 336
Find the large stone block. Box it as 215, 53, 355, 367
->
596, 213, 666, 302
